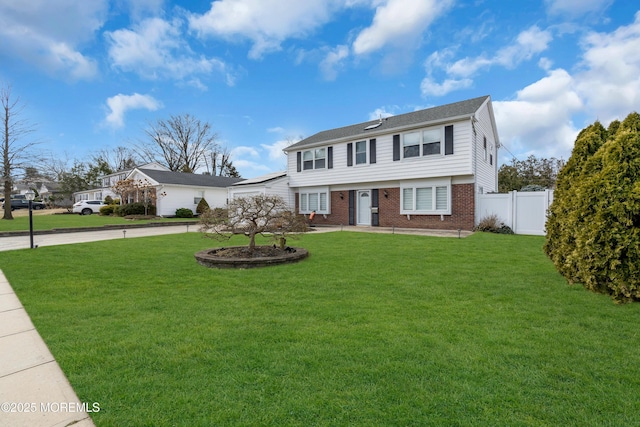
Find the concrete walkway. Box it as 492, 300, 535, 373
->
0, 270, 95, 427
0, 224, 198, 252
0, 224, 471, 426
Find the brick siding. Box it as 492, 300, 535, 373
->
297, 183, 475, 230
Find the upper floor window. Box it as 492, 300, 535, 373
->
394, 125, 453, 161
483, 136, 487, 161
347, 139, 376, 166
302, 148, 326, 170
422, 129, 441, 155
403, 128, 442, 158
355, 141, 367, 164
403, 132, 421, 158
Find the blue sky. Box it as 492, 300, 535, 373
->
1, 0, 639, 178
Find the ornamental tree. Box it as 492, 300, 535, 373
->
199, 194, 307, 252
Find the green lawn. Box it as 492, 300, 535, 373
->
0, 213, 198, 232
1, 232, 639, 426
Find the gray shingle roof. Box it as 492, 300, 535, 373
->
232, 171, 287, 186
138, 169, 244, 187
285, 95, 490, 151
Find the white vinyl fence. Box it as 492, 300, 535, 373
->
476, 190, 554, 235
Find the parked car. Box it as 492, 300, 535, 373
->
73, 200, 106, 215
2, 198, 46, 210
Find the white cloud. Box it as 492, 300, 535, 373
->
421, 77, 473, 97
261, 139, 295, 161
106, 17, 237, 86
421, 26, 552, 97
117, 0, 164, 19
231, 146, 260, 158
448, 26, 552, 78
545, 0, 613, 17
368, 107, 397, 121
491, 12, 640, 162
0, 0, 105, 80
188, 0, 337, 59
494, 68, 583, 160
352, 0, 453, 56
574, 11, 640, 123
319, 45, 350, 81
105, 93, 163, 128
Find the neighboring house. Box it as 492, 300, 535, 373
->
282, 95, 499, 230
38, 182, 73, 207
126, 168, 244, 216
73, 162, 169, 202
228, 171, 293, 208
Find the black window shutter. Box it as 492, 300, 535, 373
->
371, 189, 379, 226
370, 139, 376, 164
348, 190, 355, 225
296, 151, 301, 172
347, 143, 353, 167
445, 125, 454, 155
327, 146, 333, 169
393, 135, 400, 161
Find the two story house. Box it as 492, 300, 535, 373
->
283, 95, 499, 230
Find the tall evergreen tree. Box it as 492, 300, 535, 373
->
545, 114, 640, 302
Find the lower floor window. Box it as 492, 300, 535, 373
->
299, 190, 329, 214
401, 181, 450, 214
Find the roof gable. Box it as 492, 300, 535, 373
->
285, 95, 490, 151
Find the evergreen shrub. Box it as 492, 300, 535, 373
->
544, 113, 640, 302
118, 203, 156, 216
175, 208, 194, 218
196, 198, 210, 214
100, 205, 115, 216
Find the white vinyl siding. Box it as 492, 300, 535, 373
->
286, 120, 473, 189
473, 101, 499, 193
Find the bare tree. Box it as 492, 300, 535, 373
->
199, 195, 307, 253
92, 146, 139, 172
137, 114, 218, 173
2, 83, 41, 220
203, 144, 241, 177
41, 152, 72, 181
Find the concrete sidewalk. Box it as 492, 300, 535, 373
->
0, 224, 197, 252
0, 270, 95, 427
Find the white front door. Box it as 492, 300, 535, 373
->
357, 190, 371, 225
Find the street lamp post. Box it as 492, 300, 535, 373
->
25, 189, 35, 249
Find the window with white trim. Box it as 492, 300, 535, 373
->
403, 131, 420, 158
303, 149, 326, 170
400, 180, 451, 215
194, 190, 204, 205
355, 141, 367, 164
403, 127, 443, 158
299, 188, 330, 214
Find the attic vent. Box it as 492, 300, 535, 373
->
364, 122, 382, 131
